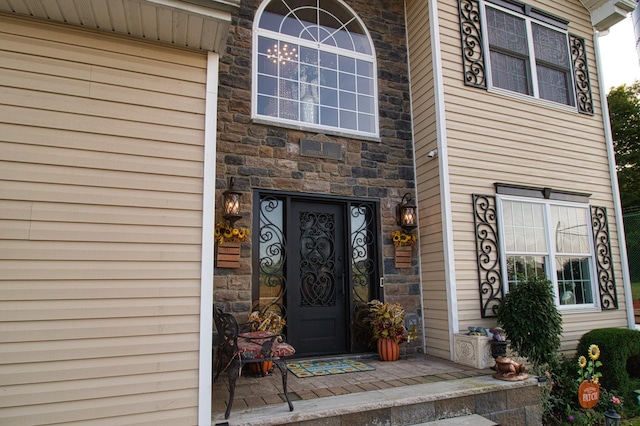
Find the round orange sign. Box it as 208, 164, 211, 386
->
578, 380, 600, 408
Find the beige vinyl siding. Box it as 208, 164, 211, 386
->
0, 14, 207, 425
407, 0, 452, 358
435, 0, 629, 351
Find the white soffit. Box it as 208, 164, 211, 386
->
0, 0, 240, 52
582, 0, 637, 31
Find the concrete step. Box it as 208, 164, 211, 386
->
212, 375, 540, 426
414, 414, 499, 425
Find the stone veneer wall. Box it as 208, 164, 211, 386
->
214, 0, 422, 353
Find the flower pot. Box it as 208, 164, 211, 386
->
490, 340, 508, 359
394, 246, 412, 268
377, 338, 400, 361
248, 361, 273, 376
217, 242, 241, 268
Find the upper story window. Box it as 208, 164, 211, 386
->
484, 2, 574, 106
498, 197, 598, 310
457, 0, 594, 114
253, 0, 378, 138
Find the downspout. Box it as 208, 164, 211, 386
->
428, 0, 460, 358
593, 31, 636, 329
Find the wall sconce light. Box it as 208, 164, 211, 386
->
223, 177, 242, 226
604, 409, 621, 426
396, 193, 417, 231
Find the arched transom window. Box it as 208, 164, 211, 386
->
253, 0, 378, 137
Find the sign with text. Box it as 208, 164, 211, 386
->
578, 380, 600, 408
300, 139, 342, 160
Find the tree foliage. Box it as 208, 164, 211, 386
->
607, 81, 640, 213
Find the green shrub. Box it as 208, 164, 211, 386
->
633, 282, 640, 302
576, 328, 640, 408
497, 274, 562, 370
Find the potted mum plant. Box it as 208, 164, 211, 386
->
366, 299, 407, 361
247, 309, 286, 334
245, 308, 286, 375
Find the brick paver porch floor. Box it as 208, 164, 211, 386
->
212, 353, 494, 418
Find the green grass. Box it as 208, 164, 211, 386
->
633, 282, 640, 302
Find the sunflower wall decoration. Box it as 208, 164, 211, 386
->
391, 230, 416, 268
215, 221, 250, 268
391, 230, 417, 247
215, 221, 250, 245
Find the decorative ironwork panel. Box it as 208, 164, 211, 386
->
570, 34, 594, 116
258, 196, 288, 318
350, 204, 375, 304
459, 0, 487, 89
591, 206, 618, 309
299, 211, 337, 307
350, 203, 376, 351
473, 194, 503, 317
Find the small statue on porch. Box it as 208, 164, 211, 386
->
466, 326, 488, 336
493, 356, 528, 381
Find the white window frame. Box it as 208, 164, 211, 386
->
480, 0, 577, 111
252, 0, 379, 139
496, 195, 600, 313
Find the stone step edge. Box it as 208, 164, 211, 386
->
413, 413, 498, 425
213, 375, 536, 426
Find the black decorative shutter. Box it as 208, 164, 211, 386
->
570, 34, 594, 116
473, 194, 503, 317
591, 206, 618, 309
458, 0, 487, 89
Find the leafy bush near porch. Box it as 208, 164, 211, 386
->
497, 274, 562, 370
576, 328, 640, 410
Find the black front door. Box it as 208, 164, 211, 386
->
286, 200, 348, 356
254, 191, 381, 358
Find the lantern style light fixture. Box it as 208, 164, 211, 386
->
396, 193, 417, 231
604, 409, 621, 426
223, 177, 242, 227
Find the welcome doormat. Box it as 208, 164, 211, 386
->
286, 359, 375, 378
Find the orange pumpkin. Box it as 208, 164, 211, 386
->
377, 338, 400, 361
578, 380, 600, 408
248, 361, 273, 375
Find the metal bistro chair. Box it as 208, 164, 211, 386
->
213, 307, 295, 419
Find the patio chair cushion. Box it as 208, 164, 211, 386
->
237, 331, 296, 359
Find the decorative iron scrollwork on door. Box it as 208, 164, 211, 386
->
298, 211, 337, 307
350, 203, 377, 351
258, 196, 288, 318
